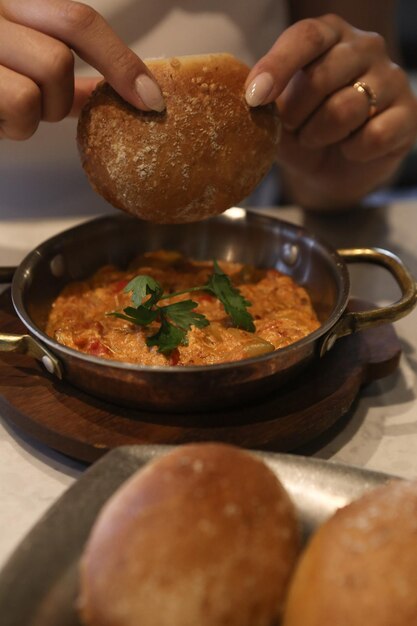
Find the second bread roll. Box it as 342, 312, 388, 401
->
77, 53, 280, 223
79, 443, 299, 626
283, 479, 417, 626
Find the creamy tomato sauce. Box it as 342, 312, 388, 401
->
46, 251, 320, 366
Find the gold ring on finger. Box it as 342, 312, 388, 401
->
352, 81, 377, 118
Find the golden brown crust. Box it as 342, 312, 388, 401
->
283, 479, 417, 626
77, 54, 280, 223
78, 443, 299, 626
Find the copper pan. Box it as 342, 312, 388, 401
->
1, 209, 416, 412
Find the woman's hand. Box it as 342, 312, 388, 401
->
0, 0, 165, 140
245, 14, 417, 209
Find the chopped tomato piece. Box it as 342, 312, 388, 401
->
113, 279, 129, 292
87, 339, 110, 356
73, 336, 88, 349
197, 293, 215, 302
170, 348, 180, 365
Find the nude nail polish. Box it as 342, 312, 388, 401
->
134, 74, 165, 112
245, 72, 275, 107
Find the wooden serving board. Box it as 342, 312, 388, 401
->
0, 290, 401, 464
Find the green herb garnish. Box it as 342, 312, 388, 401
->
206, 261, 255, 333
108, 261, 255, 355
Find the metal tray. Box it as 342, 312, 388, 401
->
0, 445, 394, 626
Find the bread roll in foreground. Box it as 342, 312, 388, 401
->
77, 53, 280, 223
283, 479, 417, 626
78, 443, 299, 626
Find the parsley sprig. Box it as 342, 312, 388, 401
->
109, 261, 255, 355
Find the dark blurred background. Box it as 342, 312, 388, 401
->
393, 0, 417, 194
398, 0, 417, 70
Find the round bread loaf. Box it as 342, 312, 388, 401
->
78, 443, 299, 626
282, 479, 417, 626
77, 53, 280, 223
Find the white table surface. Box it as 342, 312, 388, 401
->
1, 201, 417, 568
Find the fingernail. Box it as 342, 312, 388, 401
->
134, 74, 165, 112
245, 72, 275, 107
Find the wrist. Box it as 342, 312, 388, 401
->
279, 158, 405, 211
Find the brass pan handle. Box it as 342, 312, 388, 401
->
0, 332, 63, 378
0, 267, 17, 284
0, 266, 63, 378
320, 247, 417, 355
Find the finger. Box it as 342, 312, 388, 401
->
69, 76, 101, 116
297, 70, 394, 149
279, 27, 395, 131
1, 0, 165, 112
341, 104, 417, 162
0, 65, 41, 140
245, 16, 342, 106
275, 126, 320, 172
0, 19, 74, 121
278, 42, 370, 131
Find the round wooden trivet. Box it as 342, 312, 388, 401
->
0, 290, 401, 463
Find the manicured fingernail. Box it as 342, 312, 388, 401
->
134, 74, 165, 112
245, 72, 275, 107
